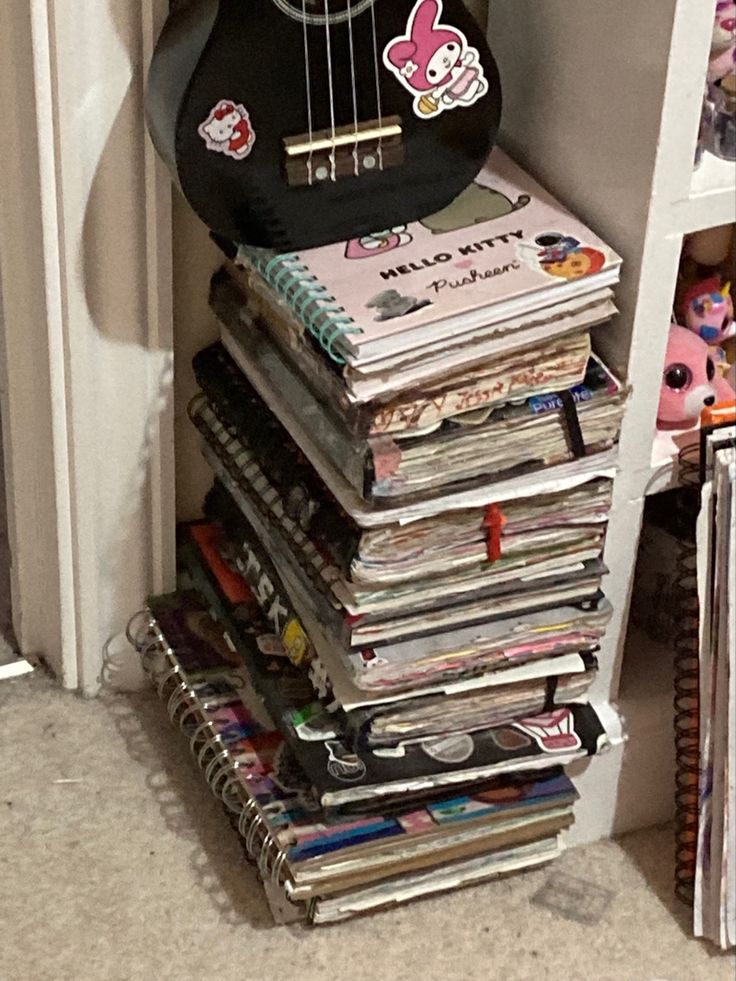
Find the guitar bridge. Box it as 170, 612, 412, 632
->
283, 116, 403, 187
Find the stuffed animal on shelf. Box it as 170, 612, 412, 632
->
657, 324, 735, 430
682, 276, 735, 371
709, 1, 736, 85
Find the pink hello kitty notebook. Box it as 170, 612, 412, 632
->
240, 149, 621, 365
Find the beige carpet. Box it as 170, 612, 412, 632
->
1, 673, 733, 981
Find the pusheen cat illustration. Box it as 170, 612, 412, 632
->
421, 182, 530, 234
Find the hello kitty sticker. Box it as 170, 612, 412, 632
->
384, 0, 488, 119
198, 100, 255, 160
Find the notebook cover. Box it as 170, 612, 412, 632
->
289, 701, 608, 809
241, 149, 621, 359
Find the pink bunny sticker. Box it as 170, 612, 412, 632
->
384, 0, 488, 118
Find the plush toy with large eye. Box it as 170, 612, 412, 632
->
657, 324, 735, 430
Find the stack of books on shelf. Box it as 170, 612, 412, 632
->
137, 150, 627, 924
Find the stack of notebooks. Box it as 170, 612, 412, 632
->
141, 149, 628, 923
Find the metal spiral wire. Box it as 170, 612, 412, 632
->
672, 444, 701, 906
125, 608, 300, 912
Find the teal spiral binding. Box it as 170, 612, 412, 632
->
243, 248, 362, 365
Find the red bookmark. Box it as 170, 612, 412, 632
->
483, 504, 507, 563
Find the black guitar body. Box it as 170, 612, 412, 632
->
147, 0, 501, 250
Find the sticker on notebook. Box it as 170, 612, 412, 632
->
358, 649, 388, 672
282, 619, 310, 665
325, 741, 367, 783
184, 610, 241, 667
366, 288, 432, 322
345, 226, 413, 260
512, 708, 583, 754
421, 182, 530, 234
198, 100, 256, 160
256, 633, 287, 658
384, 0, 488, 118
421, 733, 474, 764
489, 728, 532, 751
399, 809, 437, 834
517, 232, 608, 282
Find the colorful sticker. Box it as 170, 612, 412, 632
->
256, 633, 287, 658
517, 232, 608, 282
399, 809, 437, 834
358, 648, 388, 672
282, 618, 310, 665
366, 288, 432, 322
325, 741, 367, 783
383, 0, 488, 119
198, 100, 256, 160
345, 226, 413, 260
512, 708, 583, 754
489, 728, 532, 751
420, 733, 475, 764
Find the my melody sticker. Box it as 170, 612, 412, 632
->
384, 0, 488, 118
198, 100, 255, 160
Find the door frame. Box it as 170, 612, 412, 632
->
0, 1, 175, 692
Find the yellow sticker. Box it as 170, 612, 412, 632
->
282, 619, 310, 666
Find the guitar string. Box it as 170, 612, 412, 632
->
301, 0, 314, 185
273, 0, 376, 28
324, 0, 338, 181
369, 0, 384, 170
346, 0, 360, 176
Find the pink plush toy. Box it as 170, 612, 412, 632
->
658, 324, 735, 429
709, 2, 736, 84
683, 277, 735, 346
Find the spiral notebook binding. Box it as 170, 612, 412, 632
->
245, 248, 362, 365
188, 394, 340, 607
671, 440, 710, 906
125, 609, 303, 921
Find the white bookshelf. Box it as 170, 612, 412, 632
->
2, 0, 731, 845
487, 0, 735, 842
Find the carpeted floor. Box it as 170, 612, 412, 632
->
1, 672, 733, 981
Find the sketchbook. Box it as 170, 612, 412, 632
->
234, 149, 621, 367
196, 456, 611, 715
142, 590, 611, 814
134, 591, 577, 923
211, 271, 594, 432
179, 516, 599, 750
196, 339, 624, 520
217, 264, 617, 405
187, 357, 613, 605
193, 411, 609, 657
